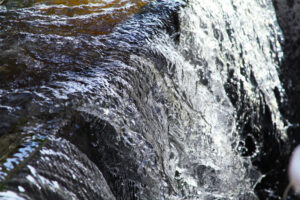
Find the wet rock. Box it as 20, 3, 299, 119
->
2, 138, 116, 200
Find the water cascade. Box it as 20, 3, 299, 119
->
0, 0, 298, 199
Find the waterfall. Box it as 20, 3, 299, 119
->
0, 0, 292, 199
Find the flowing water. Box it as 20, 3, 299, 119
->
0, 0, 295, 199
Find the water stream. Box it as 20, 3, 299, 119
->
0, 0, 296, 199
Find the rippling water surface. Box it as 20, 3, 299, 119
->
0, 0, 293, 199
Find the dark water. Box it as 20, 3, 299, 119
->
0, 0, 299, 199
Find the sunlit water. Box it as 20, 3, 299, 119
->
0, 0, 288, 199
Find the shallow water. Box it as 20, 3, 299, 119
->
2, 0, 148, 35
0, 0, 294, 199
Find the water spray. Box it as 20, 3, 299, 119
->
284, 145, 300, 200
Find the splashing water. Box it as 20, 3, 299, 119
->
0, 0, 289, 199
